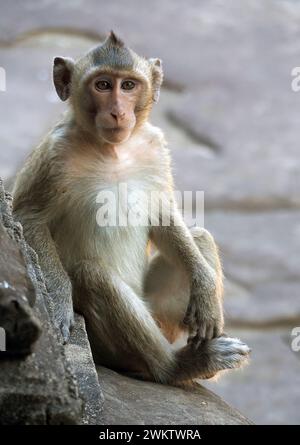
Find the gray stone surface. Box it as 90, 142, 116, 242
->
160, 2, 300, 211
170, 87, 300, 210
66, 314, 104, 425
204, 211, 300, 325
97, 366, 252, 425
0, 179, 83, 424
0, 182, 41, 354
204, 329, 300, 425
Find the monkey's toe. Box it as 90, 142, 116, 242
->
60, 322, 72, 344
55, 311, 74, 344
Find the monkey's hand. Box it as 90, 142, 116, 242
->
183, 271, 224, 345
49, 284, 74, 344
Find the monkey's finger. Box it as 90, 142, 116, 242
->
61, 323, 71, 345
183, 306, 195, 327
187, 334, 196, 346
193, 310, 207, 334
206, 324, 214, 340
196, 322, 207, 340
188, 332, 203, 349
194, 334, 204, 349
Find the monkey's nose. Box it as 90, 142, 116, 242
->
111, 111, 125, 123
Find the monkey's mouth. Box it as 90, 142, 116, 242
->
107, 127, 126, 133
99, 126, 133, 144
103, 126, 132, 133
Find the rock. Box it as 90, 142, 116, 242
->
97, 366, 252, 425
0, 186, 41, 354
204, 329, 300, 425
66, 314, 104, 425
0, 178, 83, 424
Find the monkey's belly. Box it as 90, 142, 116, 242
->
96, 226, 149, 289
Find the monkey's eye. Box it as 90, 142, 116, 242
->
121, 80, 136, 91
95, 80, 111, 91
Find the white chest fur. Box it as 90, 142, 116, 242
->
53, 125, 170, 288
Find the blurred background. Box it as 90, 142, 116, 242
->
0, 0, 300, 425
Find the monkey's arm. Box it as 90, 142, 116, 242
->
13, 211, 74, 343
149, 206, 224, 342
12, 141, 75, 342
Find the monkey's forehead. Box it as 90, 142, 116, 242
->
75, 44, 152, 83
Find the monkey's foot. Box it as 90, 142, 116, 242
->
0, 289, 41, 355
202, 336, 251, 378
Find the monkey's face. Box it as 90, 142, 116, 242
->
53, 32, 164, 145
88, 73, 142, 144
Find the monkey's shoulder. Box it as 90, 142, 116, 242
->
136, 123, 171, 167
13, 128, 67, 204
141, 122, 168, 150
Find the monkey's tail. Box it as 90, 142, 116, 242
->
169, 335, 250, 384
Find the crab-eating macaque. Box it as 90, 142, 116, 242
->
13, 32, 250, 384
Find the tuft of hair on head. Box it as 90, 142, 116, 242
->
105, 30, 125, 48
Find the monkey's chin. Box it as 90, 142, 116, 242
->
100, 128, 132, 145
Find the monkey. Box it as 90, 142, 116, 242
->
12, 31, 250, 384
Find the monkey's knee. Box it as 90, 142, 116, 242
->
191, 227, 222, 274
191, 227, 218, 254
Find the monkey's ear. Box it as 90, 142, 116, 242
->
149, 58, 163, 103
53, 57, 75, 101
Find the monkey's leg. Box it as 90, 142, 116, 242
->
12, 212, 74, 343
144, 227, 250, 381
145, 227, 222, 342
73, 263, 175, 383
74, 260, 249, 384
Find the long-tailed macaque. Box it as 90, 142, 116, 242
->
13, 32, 250, 384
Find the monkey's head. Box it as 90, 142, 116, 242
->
53, 31, 163, 144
